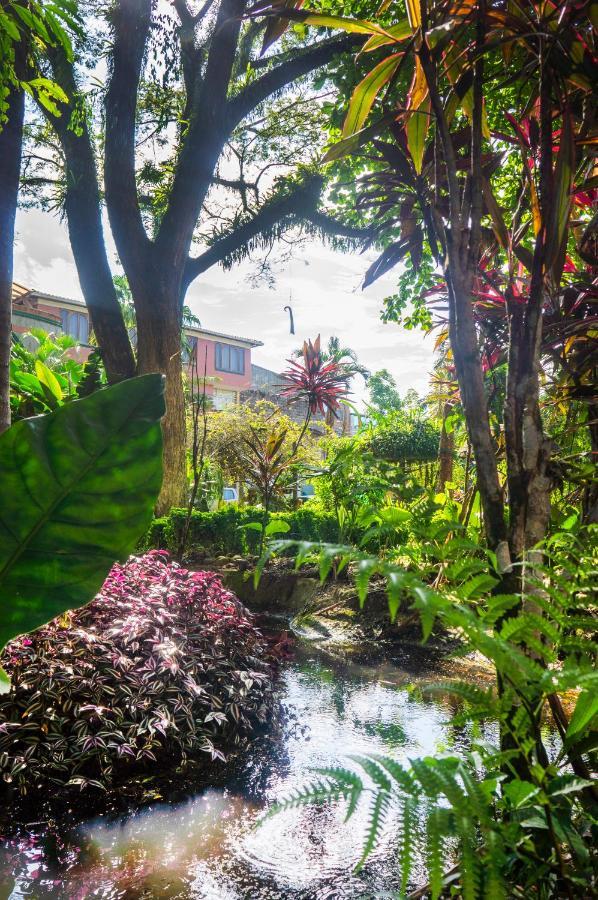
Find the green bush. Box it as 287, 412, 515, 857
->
366, 414, 439, 463
142, 505, 340, 556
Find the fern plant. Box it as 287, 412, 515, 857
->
259, 526, 597, 897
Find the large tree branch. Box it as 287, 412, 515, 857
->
104, 0, 153, 289
43, 47, 136, 382
183, 176, 370, 289
302, 210, 373, 242
226, 33, 364, 131
155, 0, 247, 270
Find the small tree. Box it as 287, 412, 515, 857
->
367, 369, 402, 414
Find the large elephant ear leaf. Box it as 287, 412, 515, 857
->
0, 373, 165, 668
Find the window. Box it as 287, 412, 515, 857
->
215, 342, 244, 375
60, 309, 89, 343
182, 335, 198, 365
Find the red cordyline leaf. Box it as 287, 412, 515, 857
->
279, 335, 351, 417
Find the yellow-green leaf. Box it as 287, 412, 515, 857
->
406, 97, 430, 173
405, 0, 421, 29
35, 360, 63, 402
323, 113, 394, 162
405, 57, 430, 173
362, 19, 411, 52
302, 12, 395, 38
343, 54, 401, 138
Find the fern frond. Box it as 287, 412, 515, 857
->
262, 775, 355, 820
370, 754, 417, 794
424, 680, 497, 716
349, 754, 392, 794
398, 794, 417, 895
355, 787, 392, 872
455, 810, 481, 900
427, 805, 447, 899
483, 828, 507, 900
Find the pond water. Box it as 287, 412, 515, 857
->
0, 640, 555, 900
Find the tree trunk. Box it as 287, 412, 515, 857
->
446, 266, 508, 557
0, 84, 25, 435
44, 48, 135, 383
62, 146, 136, 382
135, 293, 187, 514
436, 402, 454, 492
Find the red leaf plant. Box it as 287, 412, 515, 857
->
0, 551, 276, 802
279, 334, 350, 419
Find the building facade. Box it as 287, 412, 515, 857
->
11, 283, 262, 403
242, 363, 355, 436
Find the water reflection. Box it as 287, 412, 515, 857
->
0, 645, 503, 899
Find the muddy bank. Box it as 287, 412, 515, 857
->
193, 555, 496, 684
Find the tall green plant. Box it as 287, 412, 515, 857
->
10, 328, 90, 419
260, 527, 597, 897
0, 374, 165, 686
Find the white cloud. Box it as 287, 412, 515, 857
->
14, 208, 434, 403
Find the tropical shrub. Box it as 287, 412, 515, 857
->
365, 411, 440, 465
0, 551, 275, 798
205, 400, 323, 494
9, 329, 105, 421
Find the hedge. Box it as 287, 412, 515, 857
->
142, 505, 340, 556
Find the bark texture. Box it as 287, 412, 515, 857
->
45, 48, 136, 383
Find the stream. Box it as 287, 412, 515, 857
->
0, 639, 557, 900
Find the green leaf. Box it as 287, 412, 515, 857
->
343, 54, 401, 138
566, 690, 598, 741
547, 774, 593, 797
302, 12, 394, 37
386, 570, 403, 622
406, 94, 430, 174
355, 557, 376, 607
362, 19, 411, 52
35, 359, 63, 402
323, 113, 394, 162
264, 519, 291, 537
502, 780, 539, 809
0, 374, 164, 652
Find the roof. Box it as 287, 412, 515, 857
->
12, 283, 263, 348
185, 324, 262, 348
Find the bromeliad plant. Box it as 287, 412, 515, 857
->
0, 551, 275, 797
280, 335, 351, 436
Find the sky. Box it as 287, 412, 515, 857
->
14, 207, 435, 405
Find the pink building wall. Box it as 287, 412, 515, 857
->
193, 336, 252, 395
11, 287, 260, 395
